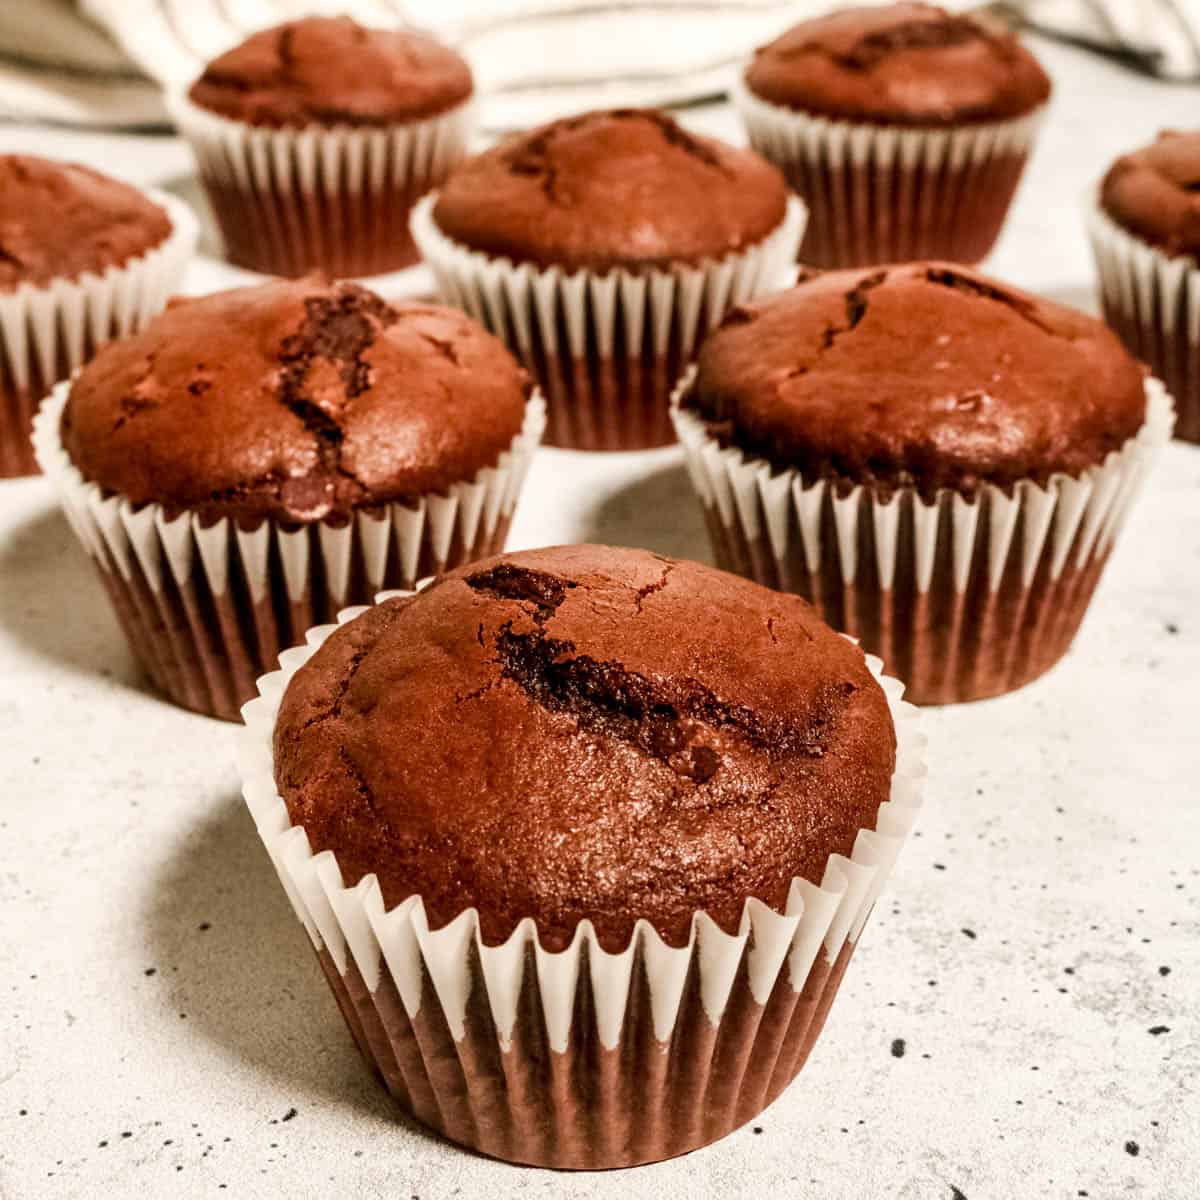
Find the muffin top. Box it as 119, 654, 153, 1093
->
187, 16, 473, 128
1100, 130, 1200, 263
62, 278, 530, 524
431, 108, 789, 272
0, 155, 172, 291
684, 263, 1147, 498
744, 3, 1051, 126
273, 544, 897, 952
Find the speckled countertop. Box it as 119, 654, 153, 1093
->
1, 34, 1198, 1200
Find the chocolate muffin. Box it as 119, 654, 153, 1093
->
673, 263, 1171, 703
188, 17, 472, 128
247, 544, 922, 1167
734, 3, 1051, 266
413, 108, 803, 450
0, 155, 192, 477
275, 544, 896, 950
37, 277, 543, 720
1090, 130, 1200, 442
175, 16, 475, 277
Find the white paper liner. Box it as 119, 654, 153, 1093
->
731, 75, 1045, 267
169, 90, 475, 279
409, 191, 806, 449
1087, 190, 1200, 443
672, 373, 1173, 702
0, 189, 197, 475
33, 380, 545, 719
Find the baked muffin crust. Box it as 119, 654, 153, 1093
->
431, 108, 789, 272
273, 545, 897, 951
745, 3, 1051, 127
684, 263, 1147, 498
0, 155, 171, 291
62, 278, 530, 523
188, 16, 472, 128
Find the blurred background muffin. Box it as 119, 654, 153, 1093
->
172, 16, 475, 279
412, 107, 804, 451
1089, 129, 1200, 444
734, 3, 1050, 268
0, 154, 194, 477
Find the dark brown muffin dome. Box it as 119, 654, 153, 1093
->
187, 16, 473, 128
744, 3, 1051, 127
62, 278, 531, 524
1100, 130, 1200, 264
431, 108, 789, 272
272, 544, 897, 952
684, 263, 1147, 498
0, 155, 172, 291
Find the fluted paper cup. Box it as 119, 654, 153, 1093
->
411, 192, 805, 451
236, 595, 924, 1169
170, 91, 475, 279
673, 374, 1173, 705
0, 190, 196, 478
732, 76, 1044, 269
1088, 193, 1200, 444
33, 381, 544, 722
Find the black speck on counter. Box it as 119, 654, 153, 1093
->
1148, 1026, 1169, 1036
198, 922, 211, 932
1064, 966, 1075, 975
752, 1126, 764, 1134
933, 863, 946, 871
1125, 1141, 1140, 1157
281, 1107, 298, 1123
891, 1038, 906, 1059
1165, 622, 1179, 635
143, 968, 156, 977
97, 1141, 108, 1149
120, 1131, 131, 1139
962, 928, 977, 940
1159, 966, 1171, 977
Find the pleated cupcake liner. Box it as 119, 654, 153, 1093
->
0, 189, 196, 478
33, 381, 545, 722
169, 92, 476, 279
731, 77, 1044, 268
237, 599, 925, 1169
1087, 194, 1200, 444
672, 375, 1173, 705
410, 192, 805, 451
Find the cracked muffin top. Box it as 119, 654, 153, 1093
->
744, 3, 1050, 126
187, 16, 473, 128
62, 277, 531, 524
0, 155, 172, 291
1100, 131, 1200, 263
683, 263, 1147, 498
273, 544, 897, 951
430, 108, 789, 272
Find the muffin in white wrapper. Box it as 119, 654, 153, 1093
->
0, 189, 196, 478
410, 107, 806, 451
171, 92, 475, 280
673, 374, 1173, 705
34, 379, 544, 723
1088, 194, 1200, 444
732, 75, 1044, 269
237, 579, 925, 1169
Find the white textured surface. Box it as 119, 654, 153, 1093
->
1, 35, 1199, 1200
